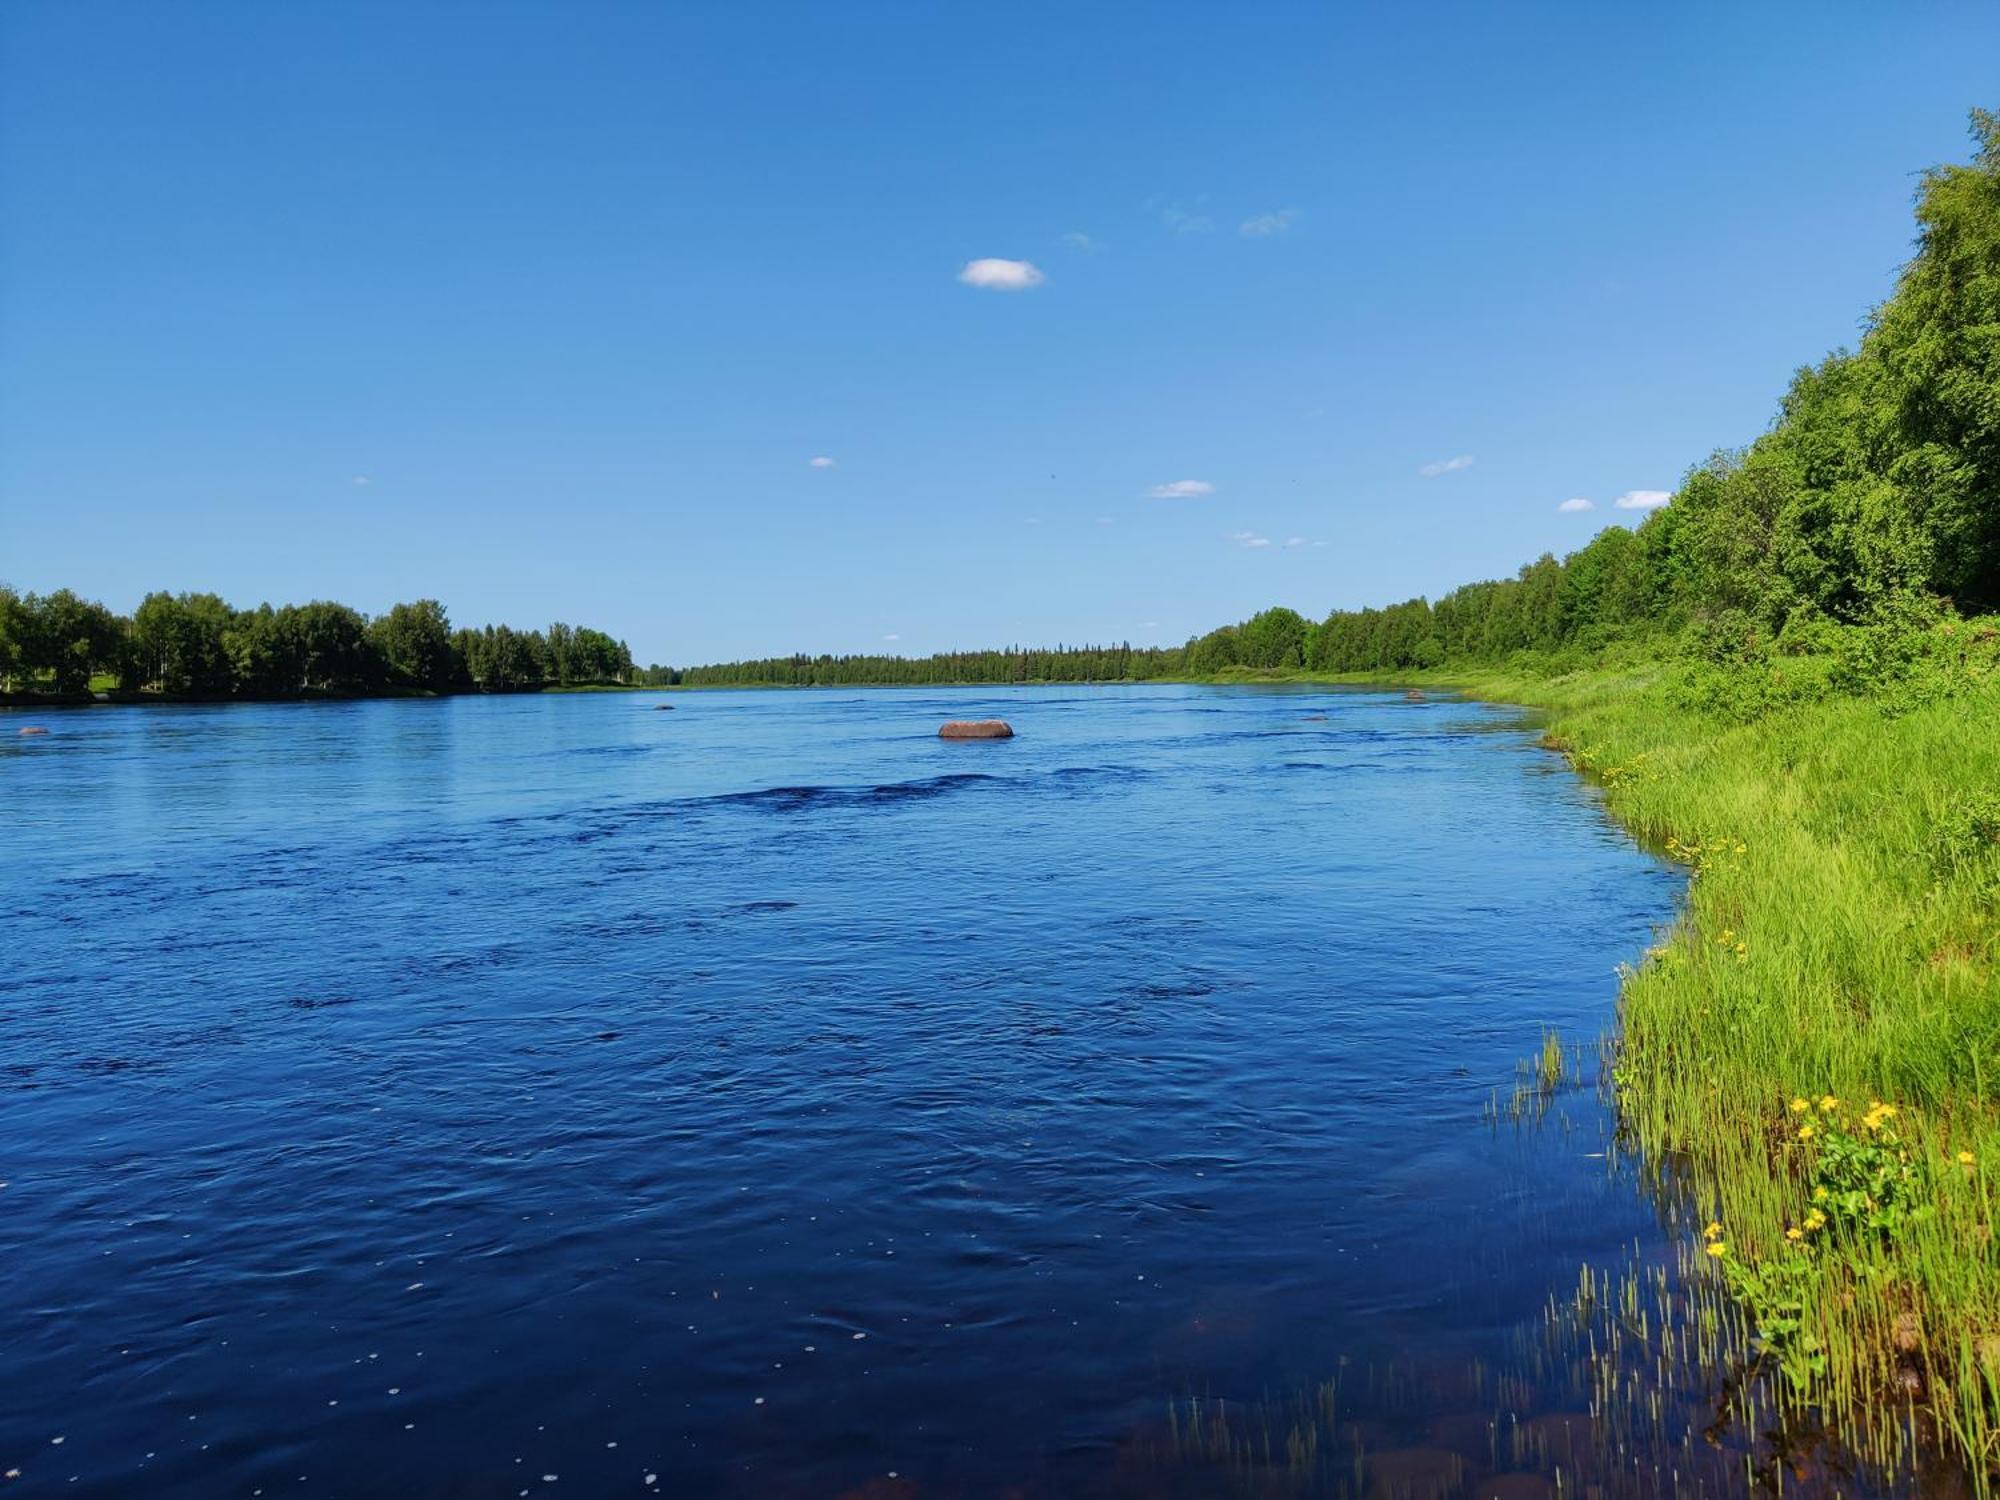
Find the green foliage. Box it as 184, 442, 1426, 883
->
1806, 1103, 1936, 1243
131, 591, 236, 695
0, 589, 636, 702
1722, 1243, 1829, 1388
370, 599, 461, 692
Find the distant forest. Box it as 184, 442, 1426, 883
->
7, 114, 1996, 702
0, 590, 636, 699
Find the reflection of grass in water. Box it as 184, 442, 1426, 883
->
1141, 1063, 1964, 1498
1139, 1241, 1947, 1496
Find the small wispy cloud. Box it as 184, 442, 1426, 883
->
1231, 530, 1272, 549
1138, 621, 1160, 629
882, 633, 900, 642
1557, 496, 1594, 513
1615, 489, 1671, 510
1062, 231, 1101, 252
1025, 516, 1042, 526
958, 257, 1045, 291
1419, 455, 1475, 478
1240, 208, 1298, 237
808, 455, 837, 469
1148, 478, 1215, 499
351, 475, 372, 486
1159, 201, 1214, 235
1283, 536, 1307, 547
1096, 516, 1114, 526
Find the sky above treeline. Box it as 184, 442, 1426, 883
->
3, 2, 1997, 664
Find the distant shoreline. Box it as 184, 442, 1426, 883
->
0, 681, 665, 711
1, 670, 1419, 711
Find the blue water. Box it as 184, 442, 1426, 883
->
1, 685, 1684, 1497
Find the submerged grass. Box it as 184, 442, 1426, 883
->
1423, 654, 2000, 1484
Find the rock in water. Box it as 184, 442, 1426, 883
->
18, 726, 49, 736
937, 720, 1013, 740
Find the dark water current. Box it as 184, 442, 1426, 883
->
1, 686, 1904, 1497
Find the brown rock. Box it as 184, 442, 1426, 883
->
938, 720, 1013, 740
18, 726, 49, 736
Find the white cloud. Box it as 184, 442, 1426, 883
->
351, 475, 372, 486
808, 455, 836, 469
1148, 478, 1215, 499
958, 257, 1045, 291
1419, 455, 1475, 477
1231, 531, 1272, 548
882, 633, 900, 642
1557, 497, 1594, 513
1096, 516, 1114, 526
1025, 516, 1042, 526
1062, 231, 1100, 252
1159, 202, 1214, 235
1614, 489, 1671, 510
1284, 536, 1307, 547
1138, 621, 1160, 629
1240, 208, 1298, 237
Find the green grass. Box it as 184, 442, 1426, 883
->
1415, 653, 2000, 1483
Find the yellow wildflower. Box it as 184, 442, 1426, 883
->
1803, 1209, 1826, 1230
1702, 1221, 1722, 1241
1959, 1151, 1976, 1166
1704, 1241, 1728, 1259
1786, 1227, 1804, 1242
1797, 1123, 1816, 1141
1818, 1095, 1838, 1112
1812, 1185, 1829, 1203
1789, 1097, 1811, 1114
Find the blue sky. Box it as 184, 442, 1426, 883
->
3, 2, 1996, 665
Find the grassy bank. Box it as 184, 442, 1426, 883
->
1385, 643, 2000, 1481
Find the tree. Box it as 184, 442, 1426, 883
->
370, 599, 461, 691
131, 591, 235, 694
20, 589, 125, 693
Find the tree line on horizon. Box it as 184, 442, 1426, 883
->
0, 588, 636, 699
8, 113, 1995, 701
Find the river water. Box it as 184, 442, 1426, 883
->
3, 685, 1713, 1496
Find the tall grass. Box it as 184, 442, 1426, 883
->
1437, 648, 2000, 1483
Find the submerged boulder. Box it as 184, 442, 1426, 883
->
18, 726, 49, 736
937, 719, 1013, 740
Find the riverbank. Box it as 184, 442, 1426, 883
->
1354, 650, 1999, 1482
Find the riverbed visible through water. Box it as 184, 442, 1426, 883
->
0, 685, 1899, 1496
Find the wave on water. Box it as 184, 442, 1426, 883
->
712, 771, 1003, 813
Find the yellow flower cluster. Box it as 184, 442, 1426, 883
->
1861, 1100, 1898, 1132
1701, 1221, 1728, 1258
